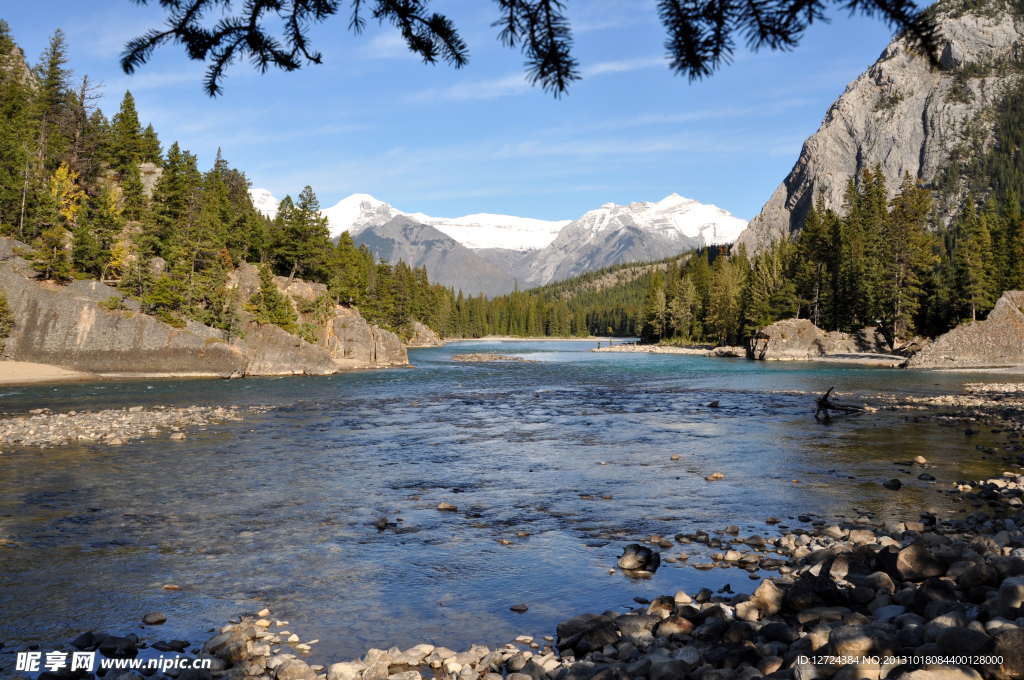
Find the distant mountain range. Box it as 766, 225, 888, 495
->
249, 189, 746, 296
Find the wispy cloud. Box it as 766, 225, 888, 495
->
572, 0, 659, 33
406, 74, 531, 103
582, 56, 665, 77
360, 31, 418, 61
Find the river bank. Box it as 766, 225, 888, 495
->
39, 485, 1024, 680
5, 341, 1024, 669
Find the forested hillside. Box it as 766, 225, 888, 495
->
0, 23, 512, 343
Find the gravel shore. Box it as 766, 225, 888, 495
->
0, 405, 246, 449
57, 491, 1024, 680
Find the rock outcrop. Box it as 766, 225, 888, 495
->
750, 319, 851, 360
737, 2, 1024, 251
406, 320, 444, 347
225, 263, 409, 368
0, 259, 251, 377
750, 320, 896, 360
324, 307, 408, 367
0, 238, 409, 377
906, 290, 1024, 368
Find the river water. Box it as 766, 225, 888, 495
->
0, 340, 1018, 667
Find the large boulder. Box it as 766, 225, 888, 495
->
616, 544, 661, 573
907, 291, 1024, 368
238, 319, 337, 376
326, 307, 408, 367
749, 319, 849, 360
406, 320, 444, 347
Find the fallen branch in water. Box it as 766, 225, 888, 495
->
814, 386, 863, 420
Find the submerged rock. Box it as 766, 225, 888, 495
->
616, 544, 660, 573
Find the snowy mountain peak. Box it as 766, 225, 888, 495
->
565, 194, 746, 247
246, 188, 746, 291
250, 188, 281, 220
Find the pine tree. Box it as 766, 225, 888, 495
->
706, 255, 744, 344
120, 162, 148, 222
0, 22, 34, 233
1005, 190, 1024, 290
140, 123, 162, 164
640, 270, 666, 341
273, 185, 332, 282
879, 172, 932, 338
742, 239, 795, 337
793, 195, 830, 326
33, 29, 72, 170
955, 201, 995, 321
247, 264, 298, 333
668, 275, 697, 339
109, 90, 143, 174
32, 226, 72, 281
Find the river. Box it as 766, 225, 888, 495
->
0, 340, 1016, 667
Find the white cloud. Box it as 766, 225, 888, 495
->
582, 56, 665, 77
361, 31, 417, 60
406, 73, 531, 103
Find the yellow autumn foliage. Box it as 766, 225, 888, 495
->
50, 163, 86, 226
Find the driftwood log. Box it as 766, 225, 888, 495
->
814, 387, 863, 420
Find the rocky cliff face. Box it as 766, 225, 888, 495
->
406, 320, 444, 347
225, 263, 409, 368
324, 307, 409, 366
737, 1, 1024, 251
906, 290, 1024, 368
0, 238, 409, 377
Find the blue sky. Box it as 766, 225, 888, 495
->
5, 1, 898, 222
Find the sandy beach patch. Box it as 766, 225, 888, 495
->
0, 361, 98, 385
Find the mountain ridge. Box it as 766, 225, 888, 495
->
249, 189, 747, 295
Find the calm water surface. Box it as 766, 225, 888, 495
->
0, 341, 1019, 666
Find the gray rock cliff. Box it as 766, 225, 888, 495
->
225, 263, 409, 368
737, 2, 1024, 251
0, 238, 409, 377
905, 290, 1024, 368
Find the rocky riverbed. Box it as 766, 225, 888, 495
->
50, 498, 1024, 680
0, 405, 246, 449
590, 344, 716, 356
452, 354, 539, 363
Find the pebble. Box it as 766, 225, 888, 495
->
437, 502, 458, 512
142, 612, 166, 625
509, 604, 528, 613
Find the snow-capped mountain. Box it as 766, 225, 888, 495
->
248, 188, 746, 294
250, 188, 281, 220
251, 189, 568, 252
